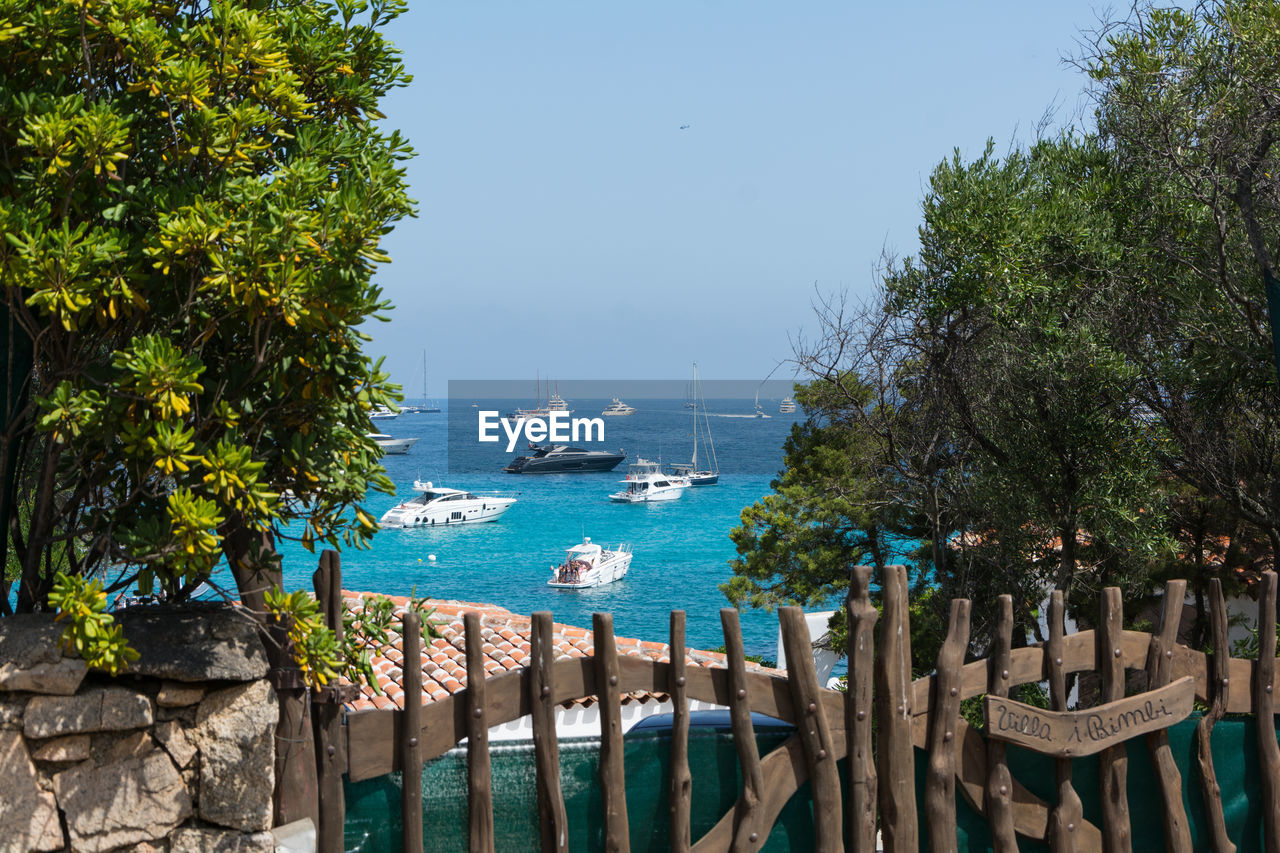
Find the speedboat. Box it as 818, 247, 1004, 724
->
368, 433, 418, 454
379, 481, 516, 527
370, 406, 398, 420
547, 538, 632, 589
602, 398, 636, 416
778, 396, 797, 414
609, 458, 689, 502
504, 443, 626, 473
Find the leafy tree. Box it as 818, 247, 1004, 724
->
0, 0, 414, 614
1086, 0, 1280, 562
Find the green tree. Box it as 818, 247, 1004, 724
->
1087, 0, 1280, 561
0, 0, 414, 614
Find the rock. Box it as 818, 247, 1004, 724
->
97, 730, 155, 764
158, 681, 206, 707
31, 734, 90, 762
0, 698, 23, 730
155, 720, 197, 768
170, 828, 274, 852
53, 749, 191, 853
0, 730, 66, 852
0, 656, 88, 696
192, 679, 277, 831
0, 614, 88, 695
24, 687, 153, 738
117, 607, 269, 682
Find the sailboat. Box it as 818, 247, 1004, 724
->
402, 350, 441, 414
670, 364, 719, 485
752, 389, 772, 419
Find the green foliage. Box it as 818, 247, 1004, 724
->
265, 587, 440, 693
48, 571, 139, 675
0, 0, 416, 606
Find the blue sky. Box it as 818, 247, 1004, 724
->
366, 1, 1110, 392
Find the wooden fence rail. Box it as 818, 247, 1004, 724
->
304, 555, 1280, 853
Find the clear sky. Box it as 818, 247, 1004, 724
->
366, 1, 1111, 392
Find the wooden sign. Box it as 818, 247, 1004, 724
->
983, 675, 1195, 757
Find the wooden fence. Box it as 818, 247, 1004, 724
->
301, 558, 1280, 853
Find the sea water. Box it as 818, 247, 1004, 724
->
276, 398, 802, 659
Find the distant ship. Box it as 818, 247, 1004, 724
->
503, 443, 626, 474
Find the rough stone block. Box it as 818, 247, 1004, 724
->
158, 681, 206, 707
31, 734, 91, 763
0, 698, 23, 730
24, 687, 153, 738
53, 749, 191, 853
0, 656, 88, 696
193, 679, 277, 831
155, 719, 197, 768
98, 729, 155, 764
117, 607, 269, 682
170, 827, 274, 852
0, 730, 66, 852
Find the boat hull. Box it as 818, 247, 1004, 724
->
505, 452, 626, 473
373, 437, 418, 454
609, 485, 686, 502
379, 499, 515, 528
689, 473, 719, 486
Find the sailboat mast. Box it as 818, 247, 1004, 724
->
690, 364, 699, 469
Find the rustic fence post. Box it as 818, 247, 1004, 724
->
925, 598, 970, 853
400, 610, 424, 853
876, 564, 917, 853
1196, 579, 1235, 853
312, 550, 349, 853
1143, 579, 1192, 853
594, 613, 631, 853
780, 606, 842, 853
464, 611, 495, 852
1046, 590, 1082, 853
1097, 587, 1131, 853
721, 608, 766, 851
1255, 571, 1280, 852
669, 611, 692, 853
530, 611, 569, 853
983, 594, 1017, 852
845, 565, 878, 852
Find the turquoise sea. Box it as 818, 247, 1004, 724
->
276, 398, 802, 660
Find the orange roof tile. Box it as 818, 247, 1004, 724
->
339, 591, 781, 712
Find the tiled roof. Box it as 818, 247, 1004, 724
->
341, 591, 779, 712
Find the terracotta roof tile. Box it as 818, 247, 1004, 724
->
339, 591, 783, 712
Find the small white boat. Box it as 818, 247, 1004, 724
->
609, 458, 689, 503
778, 396, 797, 414
368, 433, 418, 454
602, 398, 636, 416
548, 538, 632, 588
379, 481, 516, 527
370, 406, 398, 420
752, 390, 772, 419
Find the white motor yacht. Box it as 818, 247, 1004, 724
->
609, 458, 689, 503
779, 396, 797, 414
602, 398, 636, 416
368, 433, 418, 454
370, 406, 398, 420
547, 538, 632, 588
379, 481, 516, 527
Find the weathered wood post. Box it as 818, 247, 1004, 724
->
1143, 579, 1192, 853
400, 610, 424, 853
530, 611, 569, 853
1255, 571, 1280, 852
464, 611, 495, 853
1097, 587, 1131, 853
1196, 579, 1235, 853
721, 607, 765, 851
312, 550, 351, 853
594, 613, 631, 853
780, 606, 843, 853
876, 564, 917, 852
669, 611, 692, 853
845, 564, 878, 852
1046, 590, 1082, 853
925, 598, 970, 853
983, 594, 1018, 852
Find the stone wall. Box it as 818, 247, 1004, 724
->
0, 608, 280, 853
